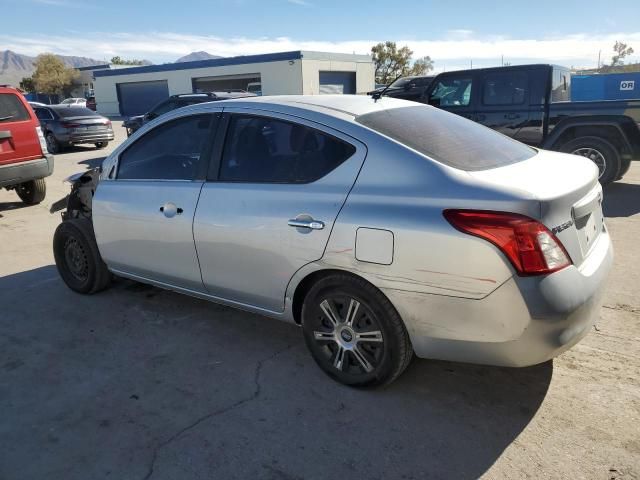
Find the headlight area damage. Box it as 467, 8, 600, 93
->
50, 168, 100, 220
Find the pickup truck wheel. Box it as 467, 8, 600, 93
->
45, 133, 61, 154
617, 158, 631, 180
16, 178, 46, 205
53, 219, 111, 294
95, 141, 108, 149
301, 273, 413, 387
560, 136, 621, 186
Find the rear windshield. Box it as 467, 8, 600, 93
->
356, 105, 536, 171
0, 93, 30, 123
54, 107, 99, 118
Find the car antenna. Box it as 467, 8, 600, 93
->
372, 74, 403, 102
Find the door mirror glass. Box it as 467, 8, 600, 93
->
145, 112, 157, 120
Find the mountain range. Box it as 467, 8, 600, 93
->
175, 51, 223, 63
1, 50, 224, 87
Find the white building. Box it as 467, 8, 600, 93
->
93, 50, 375, 116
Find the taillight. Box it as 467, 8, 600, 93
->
443, 210, 572, 276
61, 122, 80, 129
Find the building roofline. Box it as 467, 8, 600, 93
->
77, 64, 111, 71
94, 50, 372, 78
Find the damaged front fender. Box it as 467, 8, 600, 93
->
49, 167, 101, 220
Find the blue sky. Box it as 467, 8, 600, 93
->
2, 0, 639, 70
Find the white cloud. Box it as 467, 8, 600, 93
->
1, 31, 639, 70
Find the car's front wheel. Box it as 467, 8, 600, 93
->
16, 178, 46, 205
95, 141, 108, 149
53, 218, 111, 294
301, 273, 413, 387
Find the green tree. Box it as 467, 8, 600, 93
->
19, 76, 35, 92
611, 41, 634, 67
409, 56, 434, 76
110, 56, 144, 66
371, 41, 414, 84
32, 54, 78, 99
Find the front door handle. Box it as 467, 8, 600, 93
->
160, 202, 183, 218
288, 219, 325, 230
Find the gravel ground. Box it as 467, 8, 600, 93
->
1, 122, 638, 480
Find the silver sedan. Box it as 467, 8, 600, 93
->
51, 95, 613, 386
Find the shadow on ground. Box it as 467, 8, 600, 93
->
0, 266, 552, 480
603, 181, 640, 218
0, 201, 30, 214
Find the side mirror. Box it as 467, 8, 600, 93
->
428, 96, 441, 107
145, 112, 157, 120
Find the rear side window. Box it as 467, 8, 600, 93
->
482, 72, 527, 105
118, 114, 214, 180
356, 105, 536, 171
0, 93, 30, 123
219, 115, 356, 183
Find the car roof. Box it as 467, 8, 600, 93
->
213, 94, 414, 119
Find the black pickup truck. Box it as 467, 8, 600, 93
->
422, 64, 640, 185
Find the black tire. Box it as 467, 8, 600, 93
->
301, 273, 413, 387
53, 218, 111, 294
45, 132, 61, 154
559, 136, 621, 186
617, 158, 631, 180
95, 141, 108, 149
16, 178, 46, 205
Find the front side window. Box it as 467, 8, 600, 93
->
151, 100, 177, 116
219, 115, 356, 183
429, 77, 473, 107
482, 72, 527, 105
118, 114, 213, 180
0, 93, 30, 123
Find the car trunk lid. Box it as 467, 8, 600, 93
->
468, 150, 603, 267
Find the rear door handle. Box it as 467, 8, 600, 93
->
288, 219, 325, 230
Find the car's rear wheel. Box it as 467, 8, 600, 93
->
45, 132, 61, 154
301, 273, 413, 387
53, 218, 111, 294
560, 136, 621, 186
95, 141, 108, 149
16, 178, 46, 205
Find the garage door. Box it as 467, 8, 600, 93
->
117, 80, 169, 116
319, 72, 356, 95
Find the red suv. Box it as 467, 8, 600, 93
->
0, 86, 53, 204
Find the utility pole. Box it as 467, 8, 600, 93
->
597, 50, 601, 70
501, 54, 504, 66
470, 59, 473, 69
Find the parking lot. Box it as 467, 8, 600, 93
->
0, 121, 639, 479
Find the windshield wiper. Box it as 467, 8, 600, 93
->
372, 74, 403, 102
0, 114, 14, 121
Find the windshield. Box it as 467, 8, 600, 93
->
389, 77, 415, 88
356, 105, 536, 171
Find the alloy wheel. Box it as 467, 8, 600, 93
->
311, 296, 385, 374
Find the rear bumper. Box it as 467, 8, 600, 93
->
59, 131, 114, 144
385, 228, 614, 367
0, 154, 54, 188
